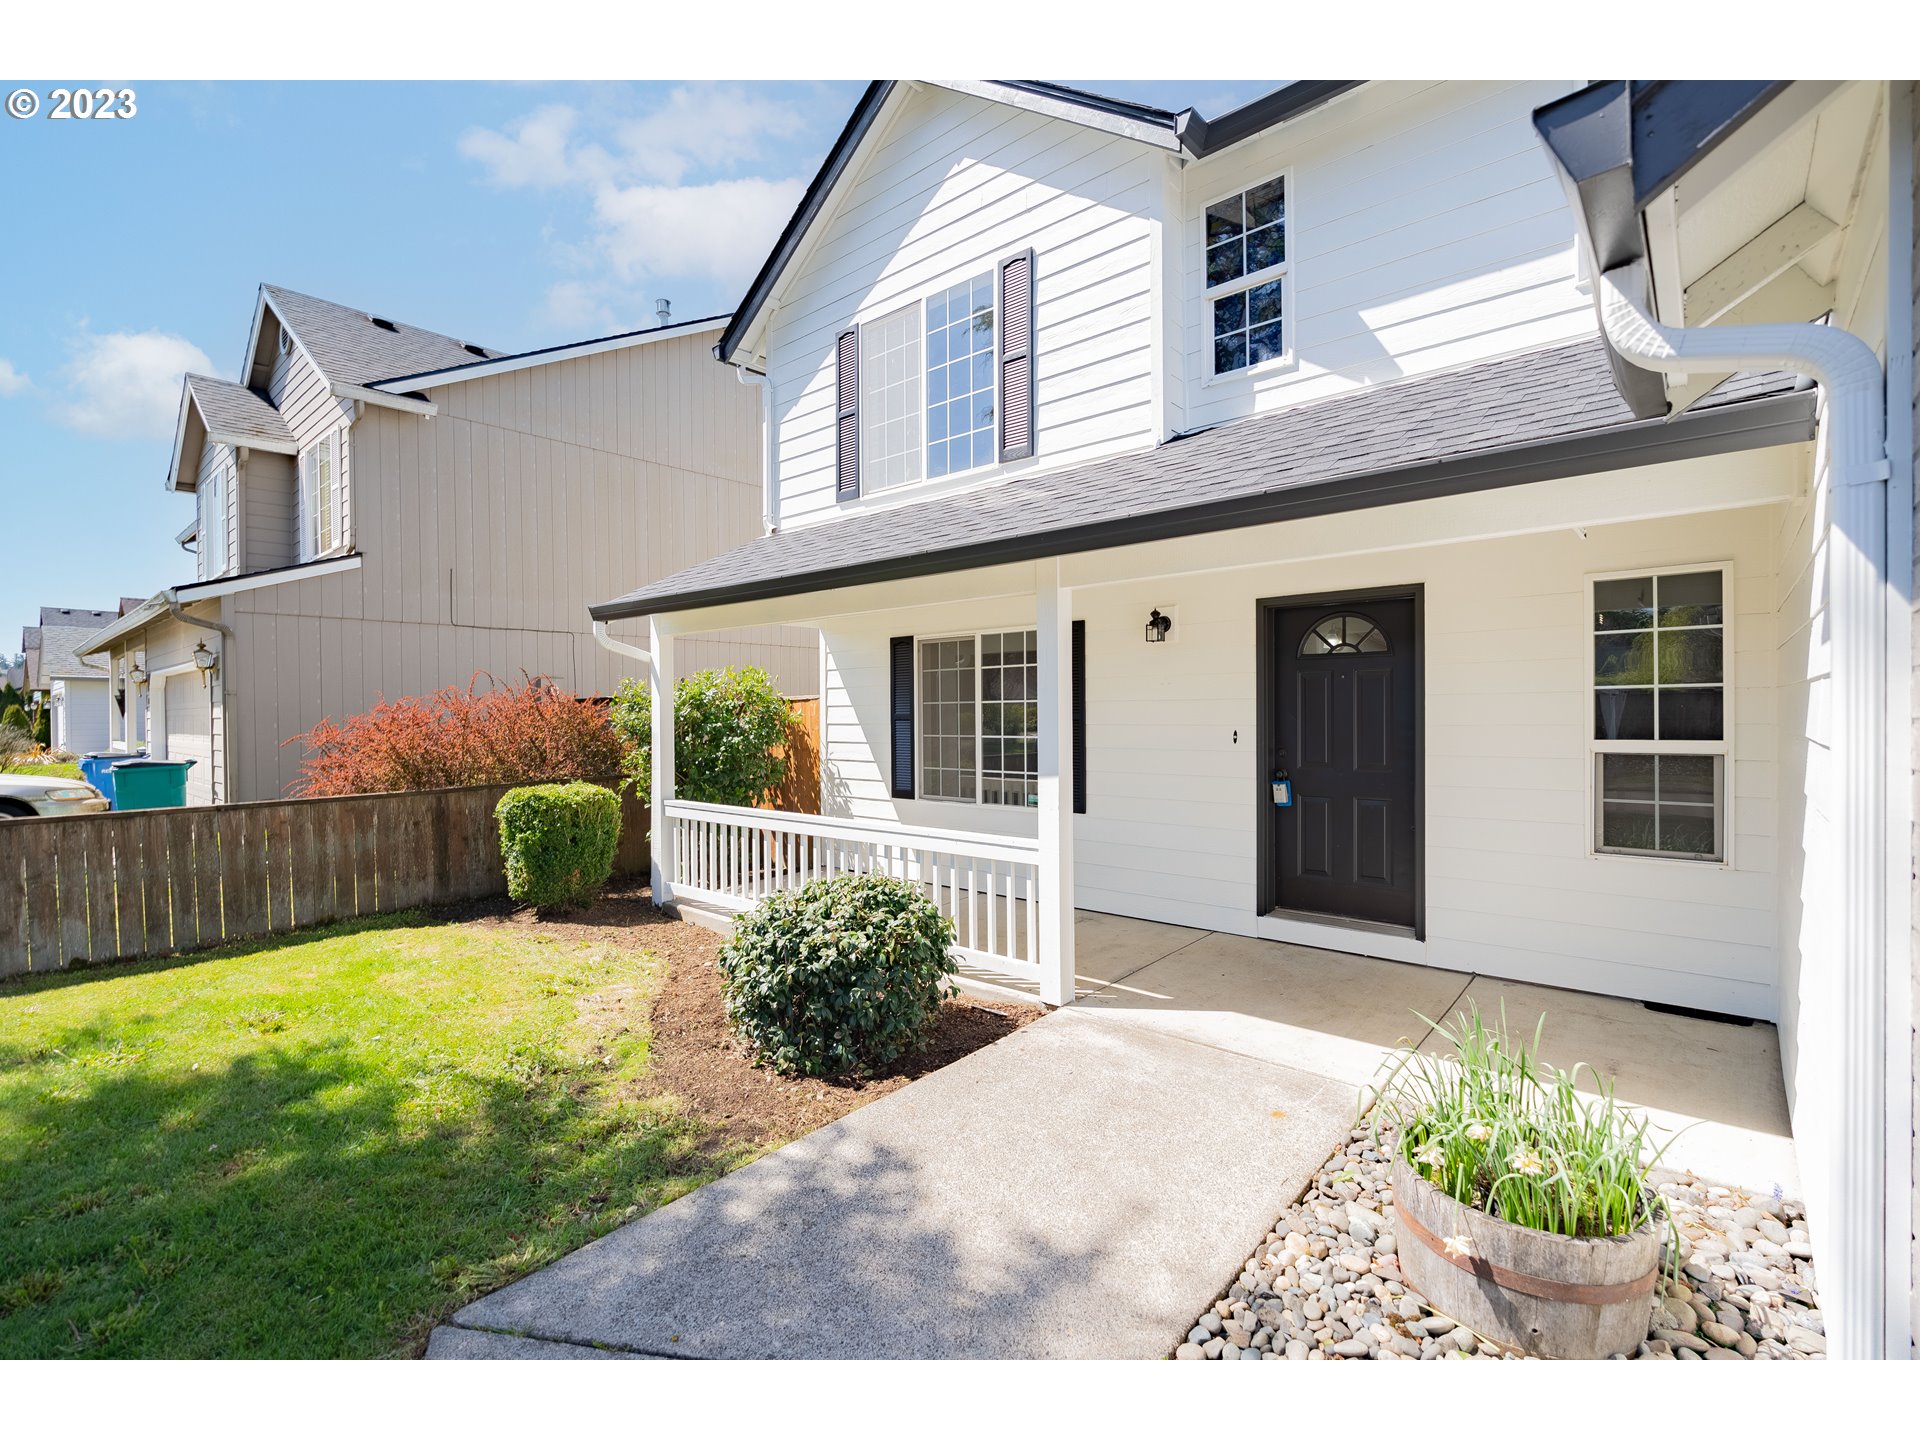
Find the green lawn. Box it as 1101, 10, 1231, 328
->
0, 911, 721, 1358
7, 762, 81, 779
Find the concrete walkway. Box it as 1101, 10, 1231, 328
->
428, 914, 1797, 1360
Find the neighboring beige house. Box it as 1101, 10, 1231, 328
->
81, 285, 815, 805
21, 607, 120, 756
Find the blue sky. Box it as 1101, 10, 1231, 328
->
0, 79, 1276, 655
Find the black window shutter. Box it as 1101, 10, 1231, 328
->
889, 635, 915, 799
1071, 619, 1086, 815
835, 327, 860, 500
998, 250, 1035, 463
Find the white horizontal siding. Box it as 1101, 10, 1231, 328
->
1177, 80, 1596, 431
768, 85, 1165, 529
807, 485, 1795, 1020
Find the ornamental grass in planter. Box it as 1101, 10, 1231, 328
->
1368, 1004, 1677, 1359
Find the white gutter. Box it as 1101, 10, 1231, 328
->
1598, 261, 1890, 1359
735, 365, 778, 533
329, 381, 437, 417
590, 620, 651, 669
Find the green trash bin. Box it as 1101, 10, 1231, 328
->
110, 758, 196, 810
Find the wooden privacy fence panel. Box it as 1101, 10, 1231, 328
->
0, 779, 649, 978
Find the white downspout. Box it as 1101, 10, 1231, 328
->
1598, 261, 1890, 1359
736, 365, 777, 534
590, 619, 651, 670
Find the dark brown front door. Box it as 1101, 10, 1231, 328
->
1272, 597, 1418, 928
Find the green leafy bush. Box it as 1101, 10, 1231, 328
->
719, 874, 958, 1077
495, 782, 622, 912
609, 666, 793, 807
1, 704, 27, 734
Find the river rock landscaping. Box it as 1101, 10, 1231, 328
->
1174, 1122, 1823, 1361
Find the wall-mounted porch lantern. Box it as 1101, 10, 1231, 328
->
1144, 608, 1173, 644
128, 664, 148, 685
193, 640, 219, 685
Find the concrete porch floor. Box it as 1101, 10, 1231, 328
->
429, 907, 1798, 1359
1050, 911, 1800, 1199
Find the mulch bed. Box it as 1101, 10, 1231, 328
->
450, 879, 1044, 1154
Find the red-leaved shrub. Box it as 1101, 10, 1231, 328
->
284, 673, 628, 798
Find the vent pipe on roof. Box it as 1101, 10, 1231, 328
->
655, 299, 671, 327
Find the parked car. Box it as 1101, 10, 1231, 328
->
0, 772, 109, 819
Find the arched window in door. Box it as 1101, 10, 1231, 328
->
1298, 613, 1390, 656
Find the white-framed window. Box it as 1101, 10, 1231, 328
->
1590, 566, 1729, 862
1204, 173, 1288, 376
918, 629, 1038, 807
300, 432, 341, 558
858, 270, 996, 492
859, 302, 923, 492
199, 465, 226, 579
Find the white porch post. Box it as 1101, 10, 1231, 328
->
649, 616, 677, 908
1035, 559, 1075, 1005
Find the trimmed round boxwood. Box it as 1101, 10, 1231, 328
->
495, 781, 622, 912
718, 873, 958, 1077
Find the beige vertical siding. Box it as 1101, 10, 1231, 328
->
241, 450, 298, 571
219, 328, 815, 801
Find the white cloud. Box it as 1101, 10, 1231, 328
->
461, 86, 814, 328
540, 279, 617, 334
612, 86, 808, 186
459, 104, 613, 190
592, 176, 805, 286
0, 358, 28, 396
55, 330, 214, 440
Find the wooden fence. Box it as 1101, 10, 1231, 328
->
0, 780, 650, 978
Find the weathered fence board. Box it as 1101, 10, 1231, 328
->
0, 779, 648, 978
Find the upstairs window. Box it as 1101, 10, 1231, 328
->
1591, 567, 1727, 862
1205, 175, 1288, 376
925, 274, 995, 479
842, 257, 1032, 500
859, 302, 922, 492
300, 432, 342, 558
199, 466, 227, 579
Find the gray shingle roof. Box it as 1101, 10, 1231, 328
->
591, 338, 1812, 621
31, 619, 113, 681
264, 285, 504, 389
184, 374, 296, 449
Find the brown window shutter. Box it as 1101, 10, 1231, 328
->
889, 636, 915, 799
835, 327, 860, 500
998, 250, 1035, 463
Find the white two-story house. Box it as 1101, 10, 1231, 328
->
80, 285, 817, 805
589, 80, 1917, 1358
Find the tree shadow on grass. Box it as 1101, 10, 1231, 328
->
0, 1030, 714, 1358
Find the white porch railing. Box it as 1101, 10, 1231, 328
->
662, 799, 1044, 989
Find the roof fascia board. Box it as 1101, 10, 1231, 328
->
1628, 80, 1793, 207
1188, 80, 1367, 158
589, 387, 1814, 620
77, 596, 172, 656
177, 551, 363, 600
718, 80, 896, 366
207, 430, 298, 455
164, 384, 198, 493
370, 316, 727, 394
933, 80, 1184, 150
330, 381, 437, 417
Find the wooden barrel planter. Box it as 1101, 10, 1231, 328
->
1390, 1156, 1660, 1359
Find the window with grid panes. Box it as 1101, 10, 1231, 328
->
1591, 570, 1726, 861
1206, 175, 1287, 375
918, 630, 1038, 806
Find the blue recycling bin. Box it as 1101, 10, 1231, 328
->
80, 751, 130, 806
